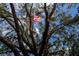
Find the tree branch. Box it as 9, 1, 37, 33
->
63, 16, 79, 25
39, 3, 57, 55
0, 15, 15, 30
30, 3, 33, 15
10, 3, 28, 56
25, 4, 37, 55
49, 3, 57, 18
39, 3, 49, 55
0, 36, 21, 56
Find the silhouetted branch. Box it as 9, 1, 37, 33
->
25, 4, 37, 55
63, 16, 79, 25
30, 3, 33, 15
0, 15, 15, 29
10, 3, 28, 56
0, 36, 21, 56
49, 3, 57, 18
39, 3, 57, 56
39, 3, 49, 55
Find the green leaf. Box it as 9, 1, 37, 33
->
0, 6, 12, 17
51, 17, 58, 21
67, 4, 72, 9
60, 27, 65, 30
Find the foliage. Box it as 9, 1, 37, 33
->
0, 3, 79, 56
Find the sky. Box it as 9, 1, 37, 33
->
0, 3, 79, 37
0, 4, 79, 55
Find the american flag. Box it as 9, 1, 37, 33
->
32, 16, 41, 23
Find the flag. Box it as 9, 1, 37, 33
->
33, 16, 41, 23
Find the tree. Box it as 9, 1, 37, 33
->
0, 3, 79, 56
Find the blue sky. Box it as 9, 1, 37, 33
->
59, 4, 78, 18
0, 3, 79, 37
0, 4, 79, 53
